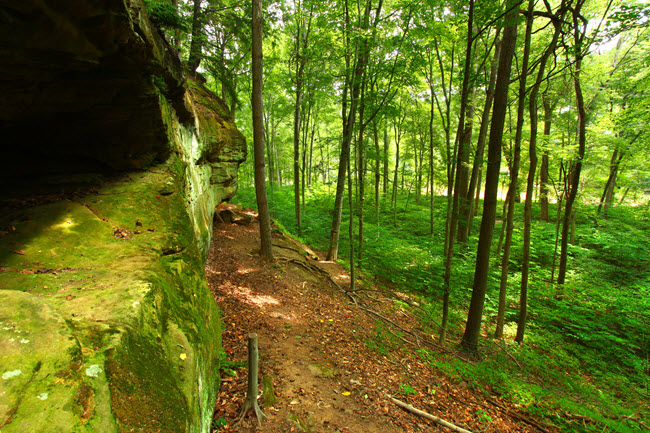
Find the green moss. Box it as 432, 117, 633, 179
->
0, 159, 223, 432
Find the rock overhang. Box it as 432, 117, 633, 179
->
0, 0, 246, 431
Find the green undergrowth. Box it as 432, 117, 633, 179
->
234, 184, 650, 432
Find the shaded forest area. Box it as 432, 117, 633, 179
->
146, 0, 650, 431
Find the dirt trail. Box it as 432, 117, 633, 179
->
206, 216, 552, 433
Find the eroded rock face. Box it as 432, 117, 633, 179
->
0, 0, 245, 431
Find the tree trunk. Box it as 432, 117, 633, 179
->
293, 53, 304, 235
598, 146, 629, 216
441, 0, 474, 346
539, 101, 552, 221
494, 0, 533, 339
327, 0, 374, 261
187, 0, 203, 73
461, 0, 518, 352
374, 122, 381, 220
461, 35, 500, 242
392, 121, 401, 227
238, 333, 267, 425
357, 79, 367, 268
383, 125, 389, 196
252, 0, 273, 259
429, 92, 436, 236
516, 0, 565, 344
455, 87, 475, 241
558, 5, 588, 285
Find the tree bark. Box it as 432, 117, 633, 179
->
238, 333, 267, 425
558, 3, 588, 285
252, 0, 273, 259
441, 0, 474, 346
374, 121, 381, 220
540, 96, 552, 221
495, 0, 533, 339
516, 0, 565, 344
327, 0, 377, 261
461, 0, 518, 352
462, 34, 501, 242
383, 125, 389, 196
598, 147, 625, 216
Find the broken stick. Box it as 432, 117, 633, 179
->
237, 333, 268, 426
387, 395, 472, 433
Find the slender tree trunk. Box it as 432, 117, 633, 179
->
540, 96, 552, 221
462, 35, 500, 242
414, 132, 421, 206
495, 0, 533, 339
308, 107, 316, 188
327, 83, 354, 260
429, 93, 436, 236
273, 126, 281, 186
252, 0, 273, 259
598, 142, 633, 216
293, 56, 304, 235
374, 121, 381, 220
516, 0, 564, 343
461, 0, 518, 352
455, 87, 475, 240
392, 122, 401, 227
327, 0, 374, 261
348, 134, 356, 291
441, 0, 474, 345
264, 110, 274, 192
357, 79, 367, 268
383, 125, 389, 196
558, 4, 588, 285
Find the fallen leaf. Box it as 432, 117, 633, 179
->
12, 249, 25, 255
342, 391, 351, 396
180, 353, 187, 360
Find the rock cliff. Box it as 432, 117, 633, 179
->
0, 1, 245, 431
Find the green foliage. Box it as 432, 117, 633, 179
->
212, 417, 228, 429
399, 382, 417, 396
235, 185, 650, 431
218, 352, 245, 377
364, 321, 403, 356
475, 409, 493, 424
144, 0, 186, 30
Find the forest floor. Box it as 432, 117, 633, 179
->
206, 210, 558, 433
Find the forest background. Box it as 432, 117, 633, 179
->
146, 0, 650, 431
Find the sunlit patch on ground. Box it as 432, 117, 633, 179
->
237, 267, 255, 274
220, 281, 280, 307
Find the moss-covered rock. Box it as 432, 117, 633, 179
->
0, 0, 246, 431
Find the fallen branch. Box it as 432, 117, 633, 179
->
387, 395, 473, 433
277, 257, 353, 301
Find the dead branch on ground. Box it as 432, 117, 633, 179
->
387, 395, 473, 433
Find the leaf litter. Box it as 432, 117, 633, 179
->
206, 218, 555, 433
